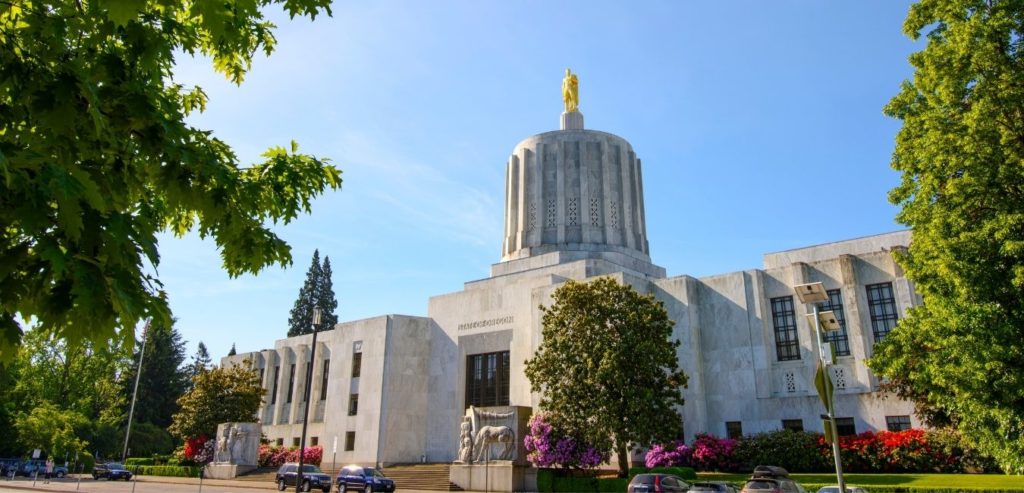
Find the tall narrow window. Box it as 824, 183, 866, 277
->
260, 367, 265, 387
771, 296, 800, 361
271, 366, 280, 405
320, 359, 330, 401
821, 289, 851, 356
725, 421, 743, 439
465, 351, 511, 408
303, 361, 312, 402
287, 363, 296, 404
866, 282, 899, 342
351, 352, 362, 378
348, 393, 359, 416
344, 431, 355, 451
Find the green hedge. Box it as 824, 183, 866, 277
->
134, 465, 201, 477
125, 458, 154, 466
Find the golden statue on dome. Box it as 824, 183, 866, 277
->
562, 68, 579, 113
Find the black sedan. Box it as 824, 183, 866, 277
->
275, 463, 332, 492
93, 463, 133, 481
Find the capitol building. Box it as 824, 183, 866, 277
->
222, 91, 919, 471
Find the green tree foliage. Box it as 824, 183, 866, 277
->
14, 401, 90, 459
287, 250, 338, 336
188, 341, 213, 381
524, 277, 688, 477
227, 343, 237, 356
168, 362, 264, 440
121, 321, 188, 428
868, 0, 1024, 474
0, 0, 340, 363
127, 422, 175, 457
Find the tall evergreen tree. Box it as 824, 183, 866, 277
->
227, 344, 237, 356
287, 250, 339, 336
317, 256, 339, 330
122, 321, 188, 428
189, 342, 213, 381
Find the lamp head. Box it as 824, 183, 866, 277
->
312, 305, 322, 327
794, 282, 828, 304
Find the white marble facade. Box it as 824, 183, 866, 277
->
223, 116, 920, 467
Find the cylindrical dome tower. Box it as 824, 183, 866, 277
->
501, 114, 651, 263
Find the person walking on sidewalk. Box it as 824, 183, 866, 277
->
43, 458, 54, 483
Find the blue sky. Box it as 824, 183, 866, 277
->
163, 1, 920, 360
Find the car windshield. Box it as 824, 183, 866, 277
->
631, 474, 657, 485
363, 468, 385, 478
302, 465, 322, 473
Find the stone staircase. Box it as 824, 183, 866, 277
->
383, 464, 463, 492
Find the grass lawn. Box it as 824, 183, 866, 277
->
696, 472, 1024, 491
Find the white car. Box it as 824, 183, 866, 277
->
817, 487, 868, 493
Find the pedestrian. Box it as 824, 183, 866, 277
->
44, 458, 53, 483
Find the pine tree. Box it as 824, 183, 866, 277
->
227, 344, 237, 356
317, 256, 339, 330
123, 321, 189, 428
287, 250, 322, 337
189, 342, 213, 381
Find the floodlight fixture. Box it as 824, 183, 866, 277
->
794, 282, 828, 304
805, 310, 841, 332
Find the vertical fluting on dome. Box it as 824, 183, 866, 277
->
501, 130, 650, 262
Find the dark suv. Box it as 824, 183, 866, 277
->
336, 465, 395, 493
275, 463, 332, 492
92, 463, 133, 481
740, 465, 806, 493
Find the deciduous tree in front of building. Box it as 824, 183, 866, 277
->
0, 0, 341, 364
524, 277, 688, 478
868, 0, 1024, 474
169, 363, 264, 442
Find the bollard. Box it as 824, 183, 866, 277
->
76, 463, 83, 491
32, 469, 38, 487
198, 466, 204, 493
131, 465, 138, 493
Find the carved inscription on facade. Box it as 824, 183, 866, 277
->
458, 316, 515, 331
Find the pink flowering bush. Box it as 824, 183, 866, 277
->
523, 412, 605, 469
644, 440, 690, 468
688, 433, 737, 471
259, 445, 323, 467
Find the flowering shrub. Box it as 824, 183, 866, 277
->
689, 434, 738, 471
644, 441, 689, 468
176, 436, 214, 466
258, 445, 323, 467
523, 412, 605, 469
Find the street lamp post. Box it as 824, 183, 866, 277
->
794, 282, 847, 493
296, 305, 322, 493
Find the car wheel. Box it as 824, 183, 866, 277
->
57, 471, 65, 478
340, 482, 347, 493
364, 485, 372, 493
278, 478, 287, 491
302, 480, 312, 492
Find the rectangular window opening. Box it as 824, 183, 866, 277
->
867, 282, 899, 343
886, 415, 912, 432
782, 419, 804, 432
271, 366, 281, 405
287, 363, 296, 404
351, 352, 362, 378
465, 350, 511, 408
310, 436, 319, 447
771, 296, 801, 361
822, 289, 852, 357
725, 421, 743, 439
344, 431, 355, 451
835, 417, 856, 437
320, 359, 330, 401
348, 393, 359, 416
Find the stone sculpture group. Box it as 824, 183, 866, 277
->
456, 408, 518, 463
213, 422, 259, 466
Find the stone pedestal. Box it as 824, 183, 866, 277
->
449, 463, 537, 493
561, 110, 584, 130
203, 463, 256, 479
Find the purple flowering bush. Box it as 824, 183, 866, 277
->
645, 434, 736, 471
523, 412, 605, 469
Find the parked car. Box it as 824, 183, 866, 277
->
627, 473, 691, 493
690, 481, 740, 493
52, 464, 69, 478
336, 465, 395, 493
92, 462, 133, 481
275, 462, 332, 492
18, 460, 46, 477
740, 465, 806, 493
817, 487, 867, 493
0, 459, 21, 477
